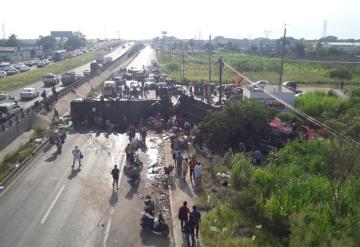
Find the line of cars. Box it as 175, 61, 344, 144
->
0, 59, 52, 79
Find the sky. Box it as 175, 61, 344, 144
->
1, 0, 359, 40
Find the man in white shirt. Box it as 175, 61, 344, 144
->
72, 146, 82, 169
194, 162, 202, 188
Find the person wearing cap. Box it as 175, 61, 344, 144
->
111, 165, 120, 189
72, 146, 82, 169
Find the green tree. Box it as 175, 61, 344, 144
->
329, 68, 352, 89
200, 99, 275, 151
64, 32, 86, 51
291, 41, 306, 58
37, 35, 56, 55
6, 34, 21, 48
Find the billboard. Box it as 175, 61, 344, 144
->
51, 31, 73, 38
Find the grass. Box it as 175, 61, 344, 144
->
0, 51, 107, 91
0, 128, 45, 182
157, 51, 360, 85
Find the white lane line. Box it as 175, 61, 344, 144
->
103, 154, 125, 247
41, 184, 65, 224
103, 208, 114, 247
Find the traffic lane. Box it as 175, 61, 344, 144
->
0, 131, 169, 247
9, 44, 133, 107
127, 45, 155, 70
0, 133, 97, 247
106, 133, 171, 247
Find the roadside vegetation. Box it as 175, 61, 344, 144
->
0, 128, 45, 182
157, 51, 359, 85
0, 51, 107, 91
193, 89, 360, 246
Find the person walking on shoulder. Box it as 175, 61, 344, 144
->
182, 157, 189, 182
184, 214, 196, 247
191, 206, 202, 239
178, 201, 190, 230
111, 165, 120, 190
194, 162, 202, 189
72, 146, 82, 169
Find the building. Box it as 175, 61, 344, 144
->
243, 84, 295, 111
321, 42, 360, 52
0, 47, 31, 63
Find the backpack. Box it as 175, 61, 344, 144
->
172, 152, 176, 160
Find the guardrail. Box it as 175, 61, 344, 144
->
0, 43, 145, 149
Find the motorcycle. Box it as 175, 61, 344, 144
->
124, 156, 143, 185
144, 196, 155, 216
140, 213, 169, 236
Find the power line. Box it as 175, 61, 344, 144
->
222, 61, 360, 146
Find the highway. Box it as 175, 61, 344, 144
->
127, 45, 155, 70
8, 43, 133, 110
0, 47, 172, 247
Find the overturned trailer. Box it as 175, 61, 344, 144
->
71, 97, 172, 130
175, 94, 219, 123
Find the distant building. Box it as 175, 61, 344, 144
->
243, 85, 295, 111
0, 47, 31, 63
321, 42, 360, 52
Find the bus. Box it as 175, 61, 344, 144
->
53, 50, 67, 62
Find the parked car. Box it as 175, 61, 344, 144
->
282, 81, 297, 91
75, 72, 84, 80
43, 73, 60, 86
42, 59, 50, 65
0, 62, 11, 70
20, 87, 39, 100
4, 66, 19, 75
0, 70, 6, 78
0, 102, 23, 119
0, 93, 15, 103
24, 60, 35, 67
37, 61, 46, 68
82, 69, 91, 76
13, 63, 30, 72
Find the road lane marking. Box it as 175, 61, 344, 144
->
41, 184, 65, 224
103, 208, 114, 247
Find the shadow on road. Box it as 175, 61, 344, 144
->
44, 152, 59, 162
109, 190, 118, 206
178, 180, 194, 198
125, 179, 140, 199
67, 167, 81, 180
140, 229, 171, 246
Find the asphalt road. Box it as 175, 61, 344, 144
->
127, 45, 155, 70
9, 43, 133, 110
0, 46, 173, 247
0, 131, 171, 247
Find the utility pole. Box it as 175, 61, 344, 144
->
182, 50, 185, 80
218, 57, 224, 103
279, 25, 287, 91
208, 35, 212, 82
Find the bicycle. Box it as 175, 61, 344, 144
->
163, 166, 175, 186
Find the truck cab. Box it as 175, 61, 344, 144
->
102, 81, 117, 97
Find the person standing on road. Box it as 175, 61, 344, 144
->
53, 108, 59, 121
41, 90, 47, 100
72, 146, 82, 169
178, 201, 190, 230
52, 86, 57, 101
191, 206, 202, 239
189, 157, 196, 182
194, 162, 202, 188
111, 165, 120, 190
176, 153, 183, 176
182, 157, 189, 182
184, 214, 196, 247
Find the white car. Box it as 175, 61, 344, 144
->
83, 69, 91, 76
13, 63, 30, 72
0, 70, 6, 78
20, 88, 39, 100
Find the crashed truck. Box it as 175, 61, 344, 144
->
70, 97, 173, 130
